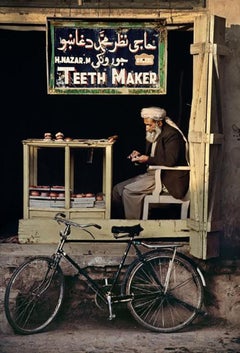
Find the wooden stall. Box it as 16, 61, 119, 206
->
0, 5, 227, 259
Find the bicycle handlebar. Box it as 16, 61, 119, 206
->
54, 213, 183, 249
54, 213, 143, 240
54, 213, 102, 230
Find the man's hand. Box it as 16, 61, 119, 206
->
127, 150, 141, 160
131, 154, 149, 164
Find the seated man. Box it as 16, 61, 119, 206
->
112, 106, 189, 219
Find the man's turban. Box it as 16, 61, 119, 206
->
141, 107, 167, 121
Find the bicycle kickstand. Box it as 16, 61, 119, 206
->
106, 293, 116, 320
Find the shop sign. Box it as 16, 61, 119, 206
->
47, 19, 167, 95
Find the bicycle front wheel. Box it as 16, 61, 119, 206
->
124, 251, 204, 333
4, 256, 65, 335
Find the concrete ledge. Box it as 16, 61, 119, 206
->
1, 243, 240, 333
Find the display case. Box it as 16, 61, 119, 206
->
22, 138, 114, 220
20, 137, 191, 244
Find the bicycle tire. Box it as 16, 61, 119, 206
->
123, 250, 204, 333
4, 256, 65, 335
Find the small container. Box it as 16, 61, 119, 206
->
76, 193, 85, 198
44, 132, 52, 141
55, 132, 64, 140
64, 137, 72, 142
50, 192, 58, 198
85, 192, 94, 198
96, 193, 104, 201
41, 192, 49, 197
30, 190, 40, 196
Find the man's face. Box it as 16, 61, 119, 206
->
143, 118, 162, 133
143, 118, 163, 143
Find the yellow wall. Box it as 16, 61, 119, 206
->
208, 0, 240, 26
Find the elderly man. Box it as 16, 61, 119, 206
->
112, 106, 189, 219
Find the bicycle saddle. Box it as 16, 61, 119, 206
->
111, 224, 143, 236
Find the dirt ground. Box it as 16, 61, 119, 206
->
1, 304, 240, 353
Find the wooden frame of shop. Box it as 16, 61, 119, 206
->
0, 5, 227, 259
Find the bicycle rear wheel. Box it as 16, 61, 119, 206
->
123, 251, 204, 333
4, 256, 65, 335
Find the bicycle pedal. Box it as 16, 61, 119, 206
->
108, 314, 116, 320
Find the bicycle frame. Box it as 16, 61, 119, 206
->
4, 214, 207, 334
52, 225, 182, 320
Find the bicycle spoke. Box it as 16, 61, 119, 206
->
4, 215, 206, 336
165, 292, 205, 315
124, 251, 204, 333
4, 257, 65, 334
14, 292, 38, 329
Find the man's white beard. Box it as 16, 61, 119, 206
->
146, 125, 162, 143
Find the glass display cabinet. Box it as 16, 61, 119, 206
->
22, 138, 114, 220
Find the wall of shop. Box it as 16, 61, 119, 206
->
208, 0, 240, 257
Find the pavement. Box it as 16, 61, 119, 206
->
1, 306, 240, 353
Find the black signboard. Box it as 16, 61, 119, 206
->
47, 19, 167, 95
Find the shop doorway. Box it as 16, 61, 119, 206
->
0, 27, 193, 235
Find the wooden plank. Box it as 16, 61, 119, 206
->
28, 209, 106, 219
190, 43, 230, 56
0, 7, 206, 27
189, 15, 226, 259
189, 14, 209, 235
189, 229, 220, 260
0, 1, 206, 9
18, 218, 191, 243
188, 131, 224, 144
65, 146, 71, 209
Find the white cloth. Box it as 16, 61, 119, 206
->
165, 117, 189, 165
151, 141, 157, 157
141, 107, 166, 120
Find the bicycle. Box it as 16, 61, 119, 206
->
4, 212, 206, 335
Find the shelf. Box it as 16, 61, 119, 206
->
23, 139, 113, 220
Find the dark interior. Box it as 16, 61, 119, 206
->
0, 27, 193, 236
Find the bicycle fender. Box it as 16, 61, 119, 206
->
173, 251, 206, 287
141, 249, 206, 288
196, 266, 206, 287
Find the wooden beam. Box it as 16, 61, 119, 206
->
0, 7, 206, 27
